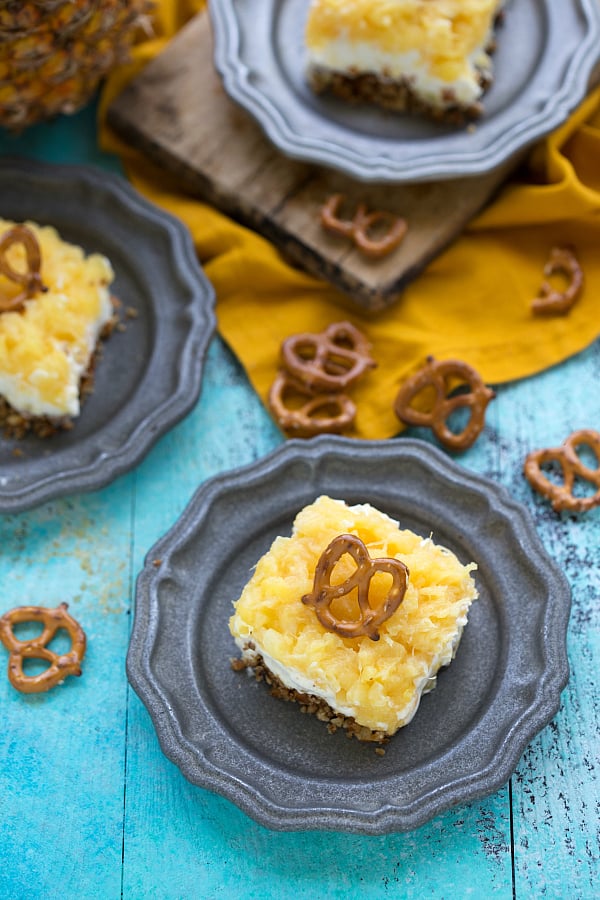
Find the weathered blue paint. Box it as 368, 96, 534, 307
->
0, 105, 598, 900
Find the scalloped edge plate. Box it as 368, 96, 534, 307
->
0, 158, 215, 513
210, 0, 600, 183
127, 436, 571, 833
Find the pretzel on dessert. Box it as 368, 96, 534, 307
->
0, 602, 86, 693
320, 193, 407, 258
268, 370, 356, 437
0, 224, 48, 313
393, 356, 495, 451
524, 429, 600, 513
280, 321, 376, 392
302, 534, 409, 641
531, 246, 584, 316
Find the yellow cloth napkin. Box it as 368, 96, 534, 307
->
100, 2, 600, 440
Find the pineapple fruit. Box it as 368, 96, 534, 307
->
0, 0, 152, 130
230, 495, 478, 738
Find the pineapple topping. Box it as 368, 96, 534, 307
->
306, 0, 502, 83
230, 495, 478, 735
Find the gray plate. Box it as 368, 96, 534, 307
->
0, 159, 215, 513
210, 0, 600, 183
127, 436, 571, 834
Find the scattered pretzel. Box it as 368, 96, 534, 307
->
524, 429, 600, 513
302, 534, 409, 641
320, 193, 407, 258
268, 370, 356, 437
0, 602, 86, 693
531, 246, 583, 316
393, 356, 495, 451
281, 321, 376, 392
0, 224, 48, 313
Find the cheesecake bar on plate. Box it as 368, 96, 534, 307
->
230, 495, 478, 742
305, 0, 505, 122
0, 219, 116, 438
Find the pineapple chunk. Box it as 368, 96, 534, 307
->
230, 496, 477, 737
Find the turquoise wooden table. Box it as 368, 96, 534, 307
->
0, 104, 598, 900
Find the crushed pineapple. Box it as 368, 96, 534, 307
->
0, 219, 114, 419
230, 495, 478, 736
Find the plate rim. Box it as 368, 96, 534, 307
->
210, 0, 600, 183
127, 436, 571, 833
0, 157, 216, 513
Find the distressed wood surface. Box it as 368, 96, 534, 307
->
0, 104, 598, 899
106, 11, 516, 312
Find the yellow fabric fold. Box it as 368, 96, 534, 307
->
100, 2, 600, 440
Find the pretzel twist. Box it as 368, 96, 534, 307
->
268, 370, 356, 437
0, 224, 47, 313
320, 193, 407, 258
393, 356, 495, 451
0, 602, 86, 693
524, 429, 600, 513
281, 321, 376, 392
302, 534, 409, 641
531, 246, 583, 316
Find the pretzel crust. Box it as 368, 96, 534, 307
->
393, 356, 495, 451
524, 428, 600, 513
302, 533, 409, 641
0, 224, 48, 313
0, 602, 86, 693
320, 193, 407, 258
531, 246, 584, 317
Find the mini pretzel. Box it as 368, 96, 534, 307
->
394, 356, 495, 451
0, 602, 86, 693
524, 429, 600, 513
531, 246, 583, 316
302, 534, 409, 641
0, 224, 47, 313
353, 206, 409, 258
281, 321, 376, 392
320, 193, 407, 258
268, 370, 356, 437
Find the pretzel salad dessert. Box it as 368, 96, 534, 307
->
0, 219, 117, 438
230, 496, 478, 742
305, 0, 506, 123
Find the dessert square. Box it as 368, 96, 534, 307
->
305, 0, 504, 122
230, 495, 478, 741
0, 219, 116, 437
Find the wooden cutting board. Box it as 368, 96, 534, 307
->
107, 11, 525, 311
